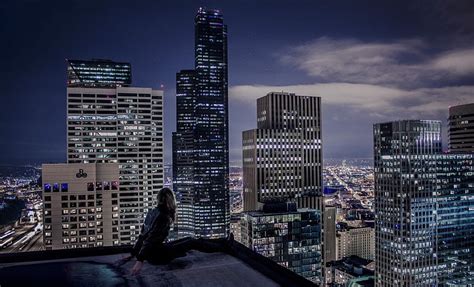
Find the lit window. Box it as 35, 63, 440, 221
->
44, 183, 51, 193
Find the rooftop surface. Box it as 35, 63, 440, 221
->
0, 239, 316, 287
0, 250, 278, 287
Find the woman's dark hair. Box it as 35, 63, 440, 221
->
157, 188, 176, 222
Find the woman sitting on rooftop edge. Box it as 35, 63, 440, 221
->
125, 187, 233, 275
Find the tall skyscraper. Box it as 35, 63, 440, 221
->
435, 153, 474, 286
374, 119, 474, 286
66, 59, 163, 245
67, 59, 131, 88
374, 120, 441, 286
173, 8, 229, 239
448, 103, 474, 153
242, 92, 322, 211
173, 70, 197, 238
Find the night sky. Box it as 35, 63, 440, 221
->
1, 0, 474, 165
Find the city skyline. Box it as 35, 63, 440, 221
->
1, 2, 473, 286
2, 1, 474, 165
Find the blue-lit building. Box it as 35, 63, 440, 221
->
436, 153, 474, 285
374, 120, 441, 286
173, 8, 229, 239
373, 120, 474, 286
173, 70, 197, 238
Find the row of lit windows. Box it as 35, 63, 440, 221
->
44, 182, 119, 193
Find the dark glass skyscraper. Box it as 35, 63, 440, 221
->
67, 59, 131, 88
436, 153, 474, 286
173, 70, 197, 238
373, 120, 474, 286
374, 120, 441, 286
173, 8, 229, 239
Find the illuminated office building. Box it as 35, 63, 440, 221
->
67, 59, 131, 88
374, 120, 474, 286
239, 203, 322, 284
173, 8, 229, 239
67, 63, 163, 245
173, 70, 197, 238
242, 92, 322, 211
435, 153, 474, 286
374, 120, 441, 286
448, 103, 474, 153
42, 163, 118, 250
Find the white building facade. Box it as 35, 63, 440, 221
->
66, 87, 164, 245
42, 163, 119, 250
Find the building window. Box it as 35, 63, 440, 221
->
44, 183, 51, 192
61, 183, 69, 192
53, 183, 60, 192
87, 182, 94, 191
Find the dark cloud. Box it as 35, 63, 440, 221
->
277, 37, 474, 88
1, 0, 473, 164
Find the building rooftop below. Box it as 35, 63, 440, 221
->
0, 238, 316, 287
330, 255, 374, 277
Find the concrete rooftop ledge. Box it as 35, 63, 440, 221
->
0, 238, 316, 287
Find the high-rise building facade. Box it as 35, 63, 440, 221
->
173, 8, 229, 239
66, 61, 163, 245
42, 163, 118, 250
67, 59, 131, 88
374, 119, 474, 286
238, 203, 322, 284
336, 226, 375, 261
242, 92, 322, 211
435, 153, 474, 286
173, 70, 197, 238
374, 120, 441, 286
448, 103, 474, 153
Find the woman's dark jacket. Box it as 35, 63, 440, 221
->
131, 207, 172, 262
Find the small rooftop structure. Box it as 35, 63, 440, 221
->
327, 255, 374, 286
